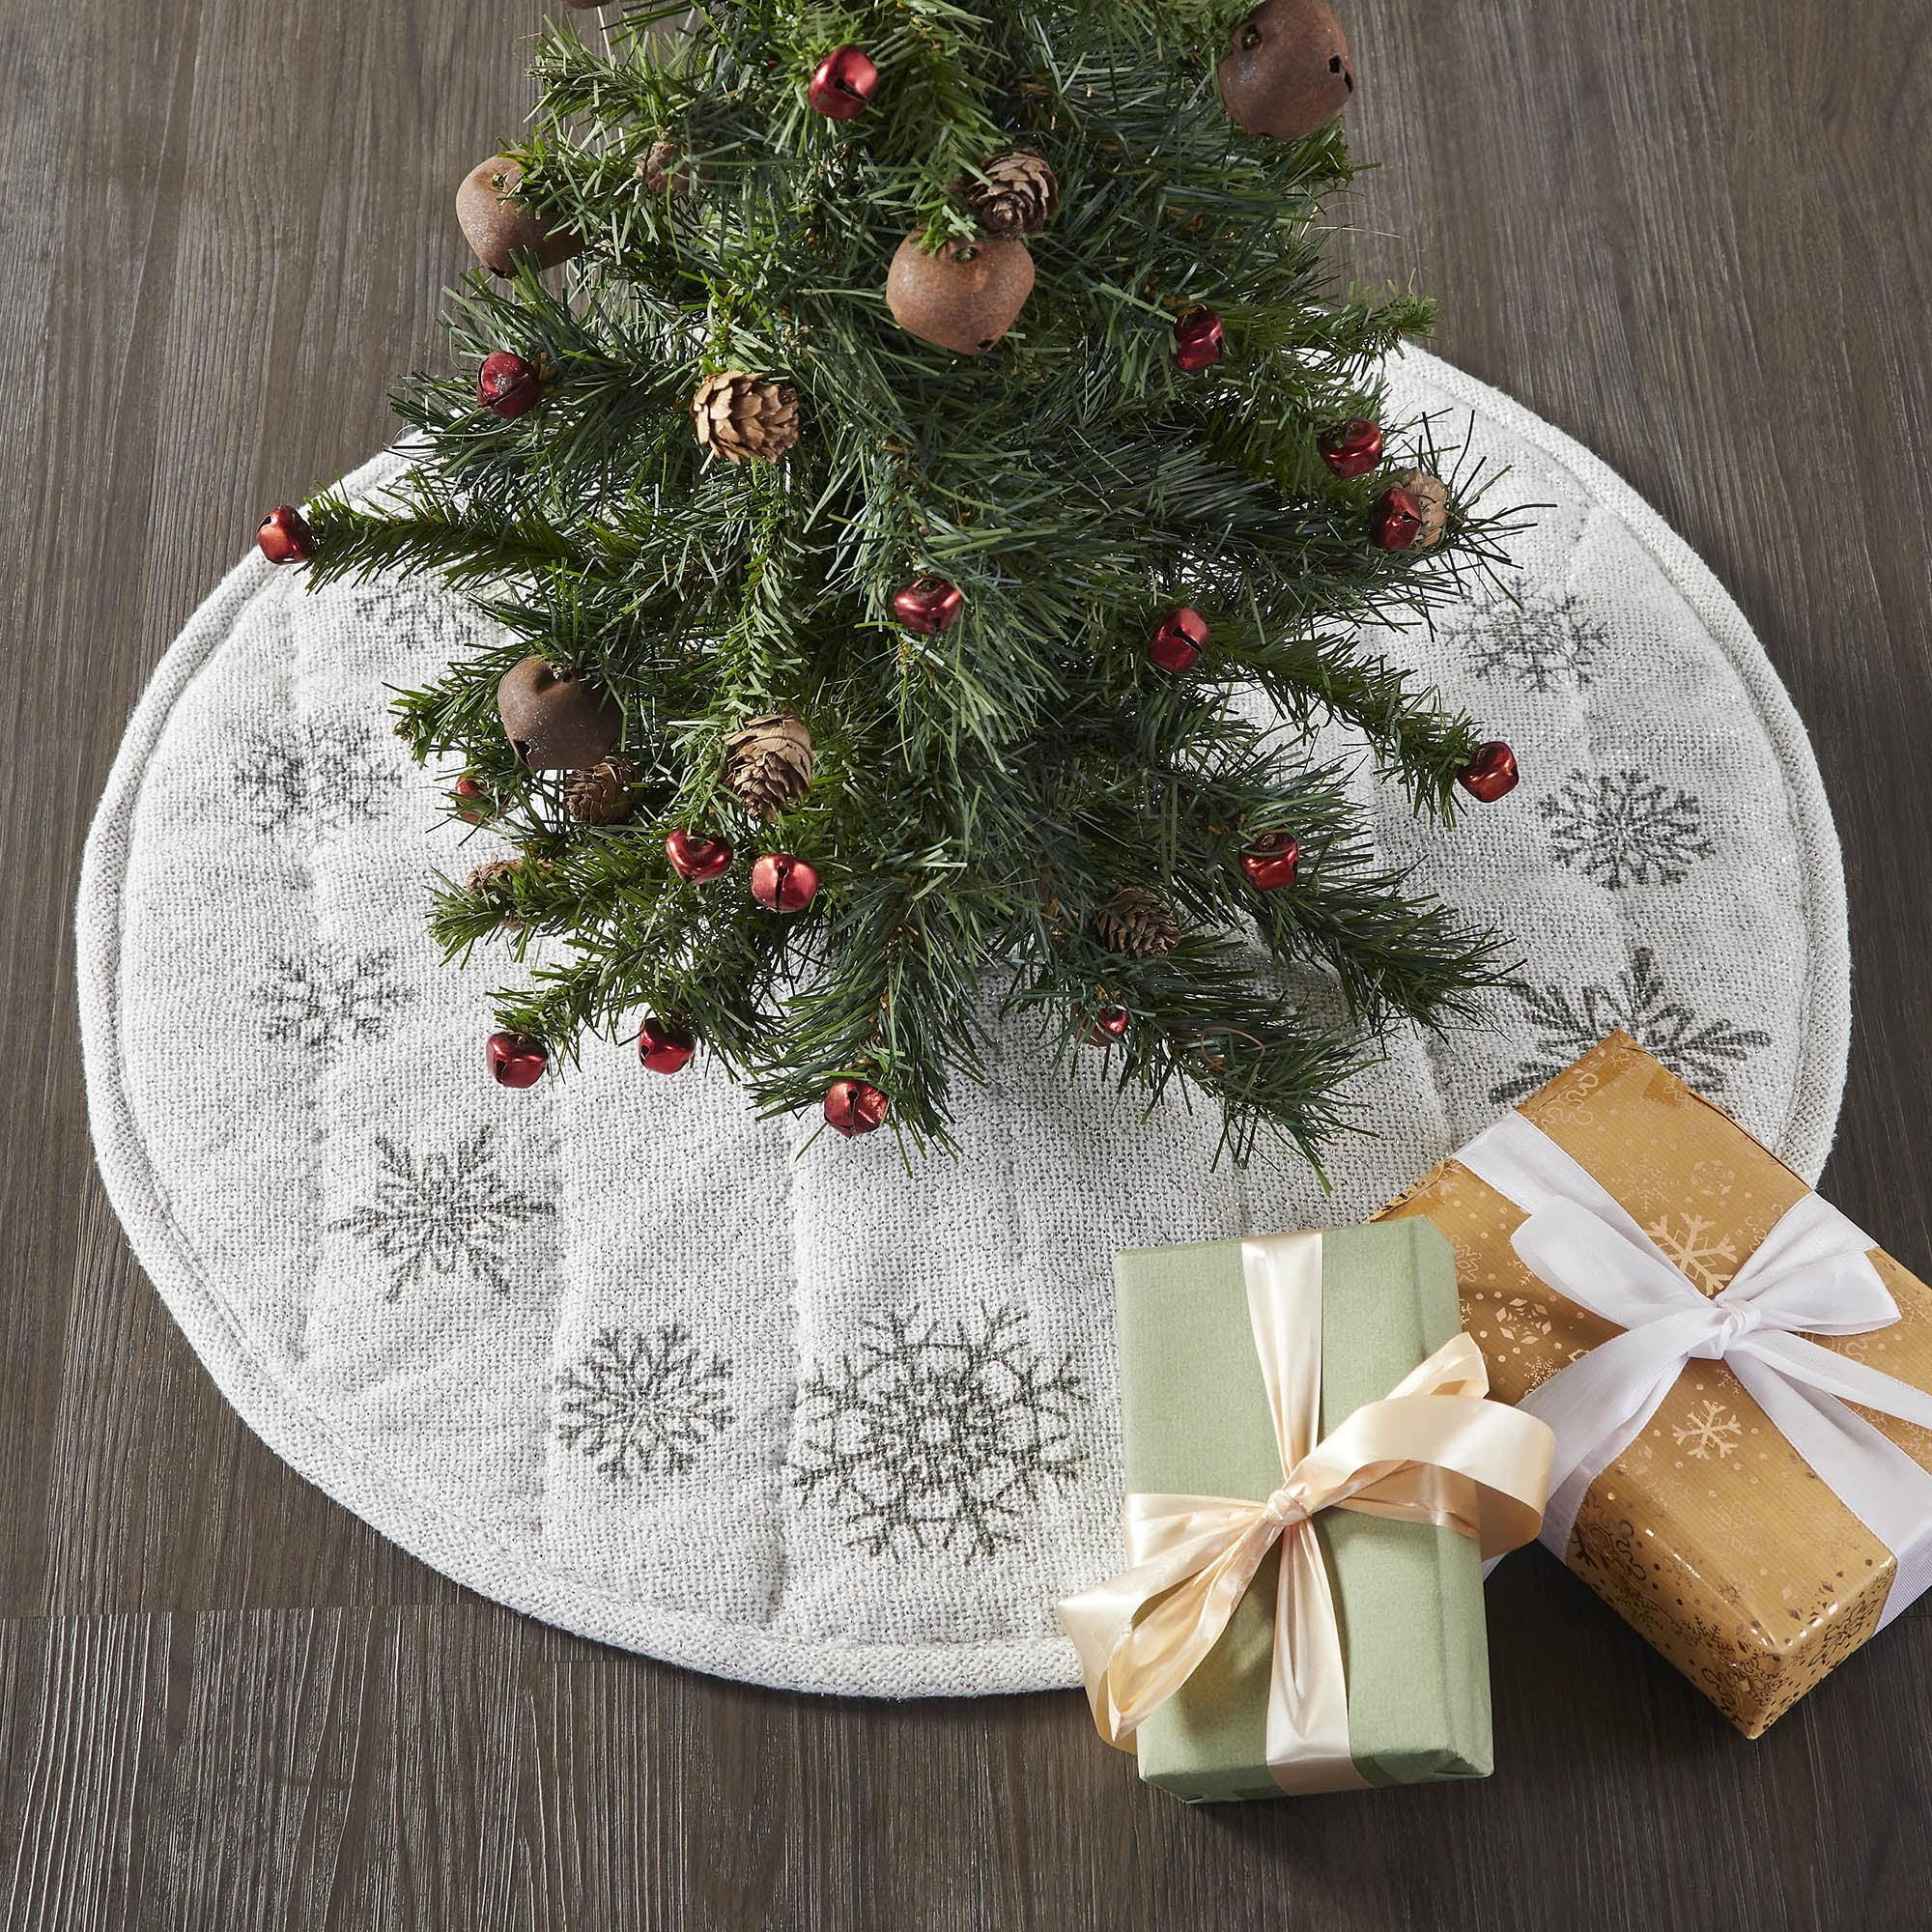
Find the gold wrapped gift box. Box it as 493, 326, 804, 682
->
1380, 1032, 1932, 1736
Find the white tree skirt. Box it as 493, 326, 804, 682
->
78, 347, 1849, 1697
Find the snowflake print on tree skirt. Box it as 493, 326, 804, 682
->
791, 1307, 1085, 1558
235, 716, 391, 835
1489, 947, 1771, 1105
252, 943, 413, 1056
554, 1324, 734, 1480
1542, 769, 1716, 890
1463, 582, 1608, 694
330, 1127, 553, 1300
321, 575, 477, 669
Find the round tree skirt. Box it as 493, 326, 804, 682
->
79, 347, 1849, 1697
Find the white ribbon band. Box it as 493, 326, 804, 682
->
1458, 1110, 1932, 1628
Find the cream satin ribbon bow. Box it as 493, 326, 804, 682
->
1457, 1110, 1932, 1627
1057, 1232, 1554, 1794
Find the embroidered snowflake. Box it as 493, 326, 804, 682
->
554, 1324, 734, 1479
1541, 769, 1716, 890
253, 944, 414, 1056
235, 716, 392, 834
1462, 584, 1608, 694
329, 1127, 553, 1300
318, 578, 474, 676
1671, 1398, 1743, 1462
791, 1306, 1086, 1559
1647, 1213, 1741, 1296
1489, 948, 1772, 1105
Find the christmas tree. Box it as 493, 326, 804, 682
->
262, 0, 1522, 1163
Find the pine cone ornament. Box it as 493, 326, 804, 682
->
637, 138, 689, 197
565, 757, 641, 826
1390, 468, 1450, 549
723, 712, 814, 818
1095, 887, 1181, 958
691, 372, 800, 465
466, 858, 522, 894
466, 858, 526, 930
964, 149, 1060, 236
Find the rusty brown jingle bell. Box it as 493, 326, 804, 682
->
886, 234, 1036, 355
496, 657, 622, 770
1217, 0, 1355, 143
456, 155, 585, 277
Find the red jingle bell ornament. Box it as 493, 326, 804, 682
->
1458, 741, 1520, 803
892, 577, 964, 636
487, 1031, 549, 1088
1149, 606, 1208, 673
665, 829, 734, 883
1318, 417, 1383, 478
638, 1017, 696, 1075
1082, 1006, 1131, 1044
478, 351, 542, 420
1173, 308, 1226, 372
454, 775, 494, 824
750, 852, 820, 913
824, 1078, 890, 1138
1238, 833, 1300, 890
808, 44, 879, 119
256, 505, 314, 565
1371, 484, 1424, 551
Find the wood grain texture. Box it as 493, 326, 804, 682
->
6, 0, 1929, 1924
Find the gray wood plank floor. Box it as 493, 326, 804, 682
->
8, 1, 1929, 1925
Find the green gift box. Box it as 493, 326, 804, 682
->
1114, 1220, 1493, 1803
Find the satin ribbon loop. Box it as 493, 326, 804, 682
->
1697, 1295, 1762, 1359
1057, 1231, 1554, 1794
1456, 1110, 1932, 1629
1263, 1485, 1310, 1529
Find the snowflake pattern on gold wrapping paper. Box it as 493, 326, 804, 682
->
1489, 948, 1772, 1106
1671, 1398, 1743, 1462
1493, 1296, 1553, 1344
1887, 1418, 1932, 1467
1647, 1213, 1741, 1296
791, 1307, 1085, 1559
554, 1324, 734, 1480
1517, 1350, 1587, 1394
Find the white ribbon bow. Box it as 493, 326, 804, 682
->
1459, 1111, 1932, 1627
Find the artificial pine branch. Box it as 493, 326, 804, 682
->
291, 0, 1528, 1162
